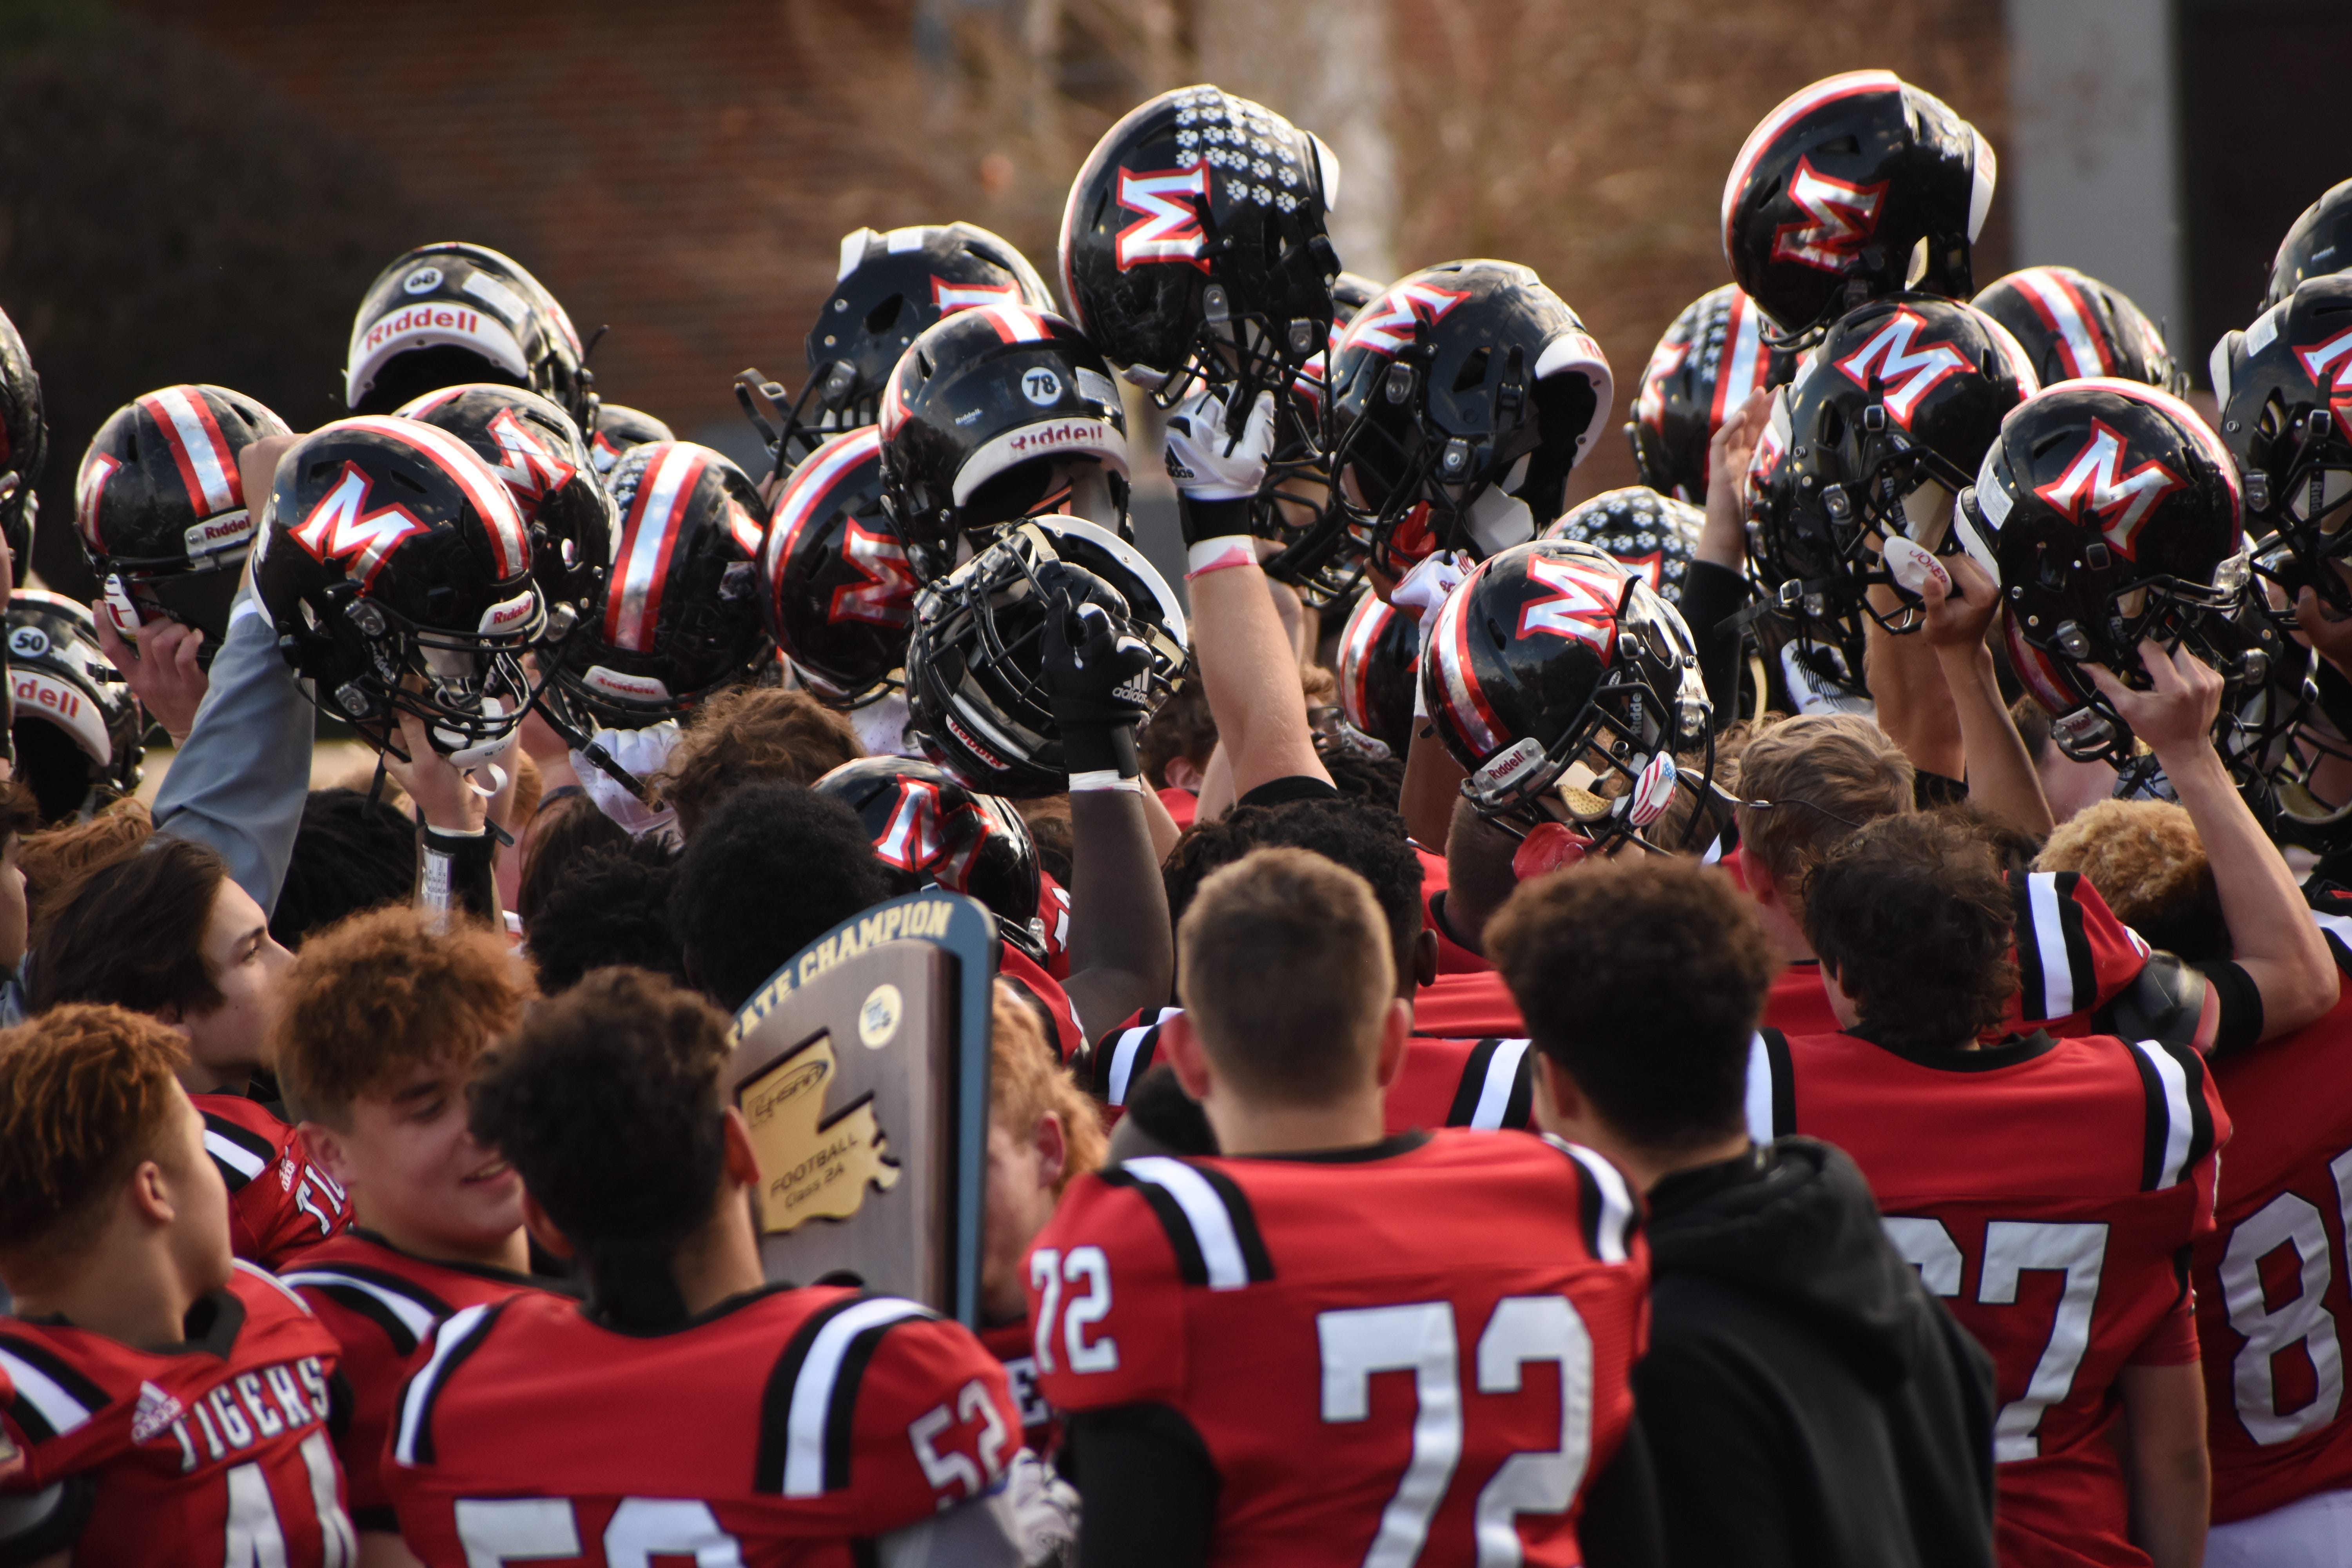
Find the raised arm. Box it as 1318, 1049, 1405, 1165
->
1919, 552, 2053, 840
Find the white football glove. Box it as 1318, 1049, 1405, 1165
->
1389, 550, 1468, 650
1164, 387, 1277, 502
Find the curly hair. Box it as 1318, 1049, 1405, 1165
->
272, 906, 535, 1127
1804, 811, 2020, 1052
0, 1004, 191, 1265
271, 789, 416, 949
528, 838, 686, 994
1164, 796, 1424, 980
653, 687, 864, 839
1488, 857, 1780, 1152
517, 792, 632, 929
991, 985, 1105, 1196
2037, 799, 2227, 962
32, 835, 228, 1016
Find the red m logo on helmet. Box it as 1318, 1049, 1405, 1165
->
485, 409, 575, 507
1518, 555, 1619, 653
290, 462, 427, 586
833, 520, 916, 628
1834, 308, 1968, 429
1115, 163, 1212, 272
2033, 419, 2183, 554
1771, 158, 1888, 274
1343, 282, 1472, 358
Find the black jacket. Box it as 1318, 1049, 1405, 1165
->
1636, 1138, 1998, 1568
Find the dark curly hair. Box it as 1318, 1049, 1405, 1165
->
668, 780, 892, 1011
272, 789, 416, 949
1163, 796, 1423, 980
468, 966, 734, 1330
529, 838, 686, 993
653, 687, 863, 840
1803, 811, 2019, 1053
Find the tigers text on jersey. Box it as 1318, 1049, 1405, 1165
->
979, 1319, 1057, 1458
1752, 1025, 2225, 1568
198, 1093, 352, 1268
280, 1229, 554, 1527
384, 1284, 1022, 1566
1028, 1129, 1649, 1566
0, 1260, 356, 1567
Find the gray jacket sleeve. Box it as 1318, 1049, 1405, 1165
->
151, 582, 316, 915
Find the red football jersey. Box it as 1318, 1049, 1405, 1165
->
279, 1229, 553, 1526
1762, 961, 1839, 1036
2194, 911, 2352, 1523
196, 1093, 352, 1269
1029, 1131, 1650, 1566
1755, 1025, 2226, 1568
0, 1261, 356, 1566
385, 1286, 1022, 1565
1035, 871, 1072, 981
1415, 845, 1493, 976
978, 1319, 1057, 1457
1412, 969, 1523, 1038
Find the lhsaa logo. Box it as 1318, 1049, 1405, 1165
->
402, 266, 444, 296
1022, 367, 1064, 407
7, 626, 48, 660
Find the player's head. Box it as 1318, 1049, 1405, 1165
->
0, 1004, 229, 1301
468, 965, 747, 1331
269, 788, 417, 950
1488, 857, 1779, 1170
983, 985, 1107, 1324
0, 779, 41, 973
1174, 847, 1401, 1108
1732, 715, 1915, 897
652, 686, 864, 840
2036, 800, 2228, 964
1803, 811, 2018, 1051
668, 780, 893, 1011
273, 906, 535, 1256
526, 837, 686, 993
32, 835, 294, 1089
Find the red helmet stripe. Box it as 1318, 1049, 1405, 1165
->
767, 429, 883, 599
606, 443, 710, 652
140, 387, 241, 518
338, 416, 532, 579
1337, 594, 1388, 732
1720, 71, 1904, 262
2014, 269, 2111, 381
75, 451, 121, 553
1432, 570, 1504, 757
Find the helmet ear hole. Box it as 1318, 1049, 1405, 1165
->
1453, 347, 1491, 396
864, 294, 906, 336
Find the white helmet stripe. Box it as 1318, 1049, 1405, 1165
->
1720, 71, 1904, 260
335, 416, 531, 579
2016, 270, 2110, 381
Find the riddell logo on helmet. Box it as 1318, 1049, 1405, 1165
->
944, 712, 1008, 772
363, 305, 487, 354
1006, 422, 1097, 457
1771, 158, 1887, 274
477, 592, 536, 637
582, 666, 671, 702
183, 510, 252, 558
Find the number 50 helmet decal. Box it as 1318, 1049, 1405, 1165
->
7, 590, 143, 824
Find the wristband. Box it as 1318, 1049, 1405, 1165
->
1069, 770, 1148, 794
1176, 494, 1255, 548
1186, 537, 1259, 579
1059, 722, 1140, 780
417, 824, 498, 922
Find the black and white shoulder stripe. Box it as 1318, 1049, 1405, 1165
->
390, 1300, 505, 1468
1101, 1155, 1275, 1290
202, 1113, 278, 1192
2124, 1036, 2217, 1192
0, 1335, 109, 1443
2013, 871, 2101, 1022
755, 1295, 934, 1497
1743, 1029, 1795, 1144
281, 1263, 455, 1357
1541, 1137, 1641, 1264
1091, 1009, 1180, 1107
1444, 1038, 1533, 1130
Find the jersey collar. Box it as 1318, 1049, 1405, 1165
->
1848, 1023, 2058, 1073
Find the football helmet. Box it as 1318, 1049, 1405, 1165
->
1722, 71, 1996, 338
256, 417, 542, 764
7, 590, 142, 823
1954, 379, 2251, 765
345, 243, 592, 426
1974, 267, 2186, 395
0, 307, 44, 569
589, 403, 674, 477
1544, 486, 1701, 602
764, 427, 915, 705
812, 755, 1043, 938
1626, 285, 1797, 503
1332, 591, 1419, 757
1420, 539, 1711, 849
543, 441, 770, 731
1746, 293, 2036, 688
73, 384, 290, 646
2213, 274, 2352, 610
877, 304, 1129, 578
2268, 179, 2352, 310
905, 517, 1187, 797
1314, 260, 1612, 580
1060, 84, 1340, 403
394, 385, 617, 630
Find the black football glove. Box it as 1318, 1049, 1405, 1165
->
1038, 560, 1151, 779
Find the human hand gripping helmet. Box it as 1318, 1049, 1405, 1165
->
2214, 275, 2352, 612
877, 304, 1130, 579
906, 517, 1187, 797
73, 385, 290, 646
1319, 260, 1613, 580
1973, 267, 2187, 396
7, 591, 142, 823
544, 441, 771, 731
813, 755, 1045, 950
394, 385, 617, 636
2268, 179, 2352, 310
1746, 293, 2036, 693
1626, 285, 1797, 503
1332, 591, 1420, 758
588, 404, 674, 478
764, 428, 916, 706
1060, 84, 1341, 406
1953, 380, 2254, 766
1421, 539, 1712, 851
1722, 71, 1996, 339
1544, 486, 1703, 602
0, 307, 45, 569
256, 418, 543, 764
345, 243, 592, 426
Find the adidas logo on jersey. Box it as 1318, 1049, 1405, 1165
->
131, 1380, 186, 1445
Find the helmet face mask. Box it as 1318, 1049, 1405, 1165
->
0, 307, 46, 569
2218, 277, 2352, 614
7, 590, 143, 822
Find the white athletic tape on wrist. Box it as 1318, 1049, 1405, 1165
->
1068, 770, 1146, 793
1185, 538, 1259, 578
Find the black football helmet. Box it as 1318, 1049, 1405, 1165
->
256, 418, 543, 764
813, 755, 1044, 940
394, 384, 617, 634
2214, 274, 2352, 611
1722, 71, 1996, 339
764, 427, 915, 705
1312, 260, 1612, 580
877, 305, 1129, 577
905, 517, 1187, 797
0, 307, 44, 569
1626, 285, 1797, 503
1421, 539, 1711, 850
1544, 486, 1701, 602
1953, 380, 2252, 766
1746, 294, 2036, 687
1060, 84, 1340, 405
543, 441, 770, 731
2268, 179, 2352, 310
1973, 267, 2186, 396
588, 404, 674, 477
73, 385, 290, 646
7, 590, 142, 823
1332, 590, 1419, 757
345, 243, 592, 426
